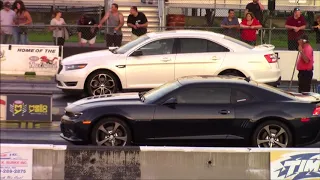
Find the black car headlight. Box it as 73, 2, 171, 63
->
65, 64, 87, 71
64, 110, 83, 119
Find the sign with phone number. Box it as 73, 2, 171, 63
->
0, 146, 32, 179
1, 169, 27, 174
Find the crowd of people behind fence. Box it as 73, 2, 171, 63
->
0, 0, 320, 51
221, 0, 320, 51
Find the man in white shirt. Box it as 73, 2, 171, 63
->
0, 1, 16, 44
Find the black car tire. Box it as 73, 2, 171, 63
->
91, 117, 132, 146
85, 70, 118, 96
252, 120, 293, 148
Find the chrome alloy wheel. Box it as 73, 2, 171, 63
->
256, 125, 289, 148
90, 74, 115, 96
95, 122, 127, 146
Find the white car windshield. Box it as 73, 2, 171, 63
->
115, 35, 150, 54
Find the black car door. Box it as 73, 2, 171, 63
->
228, 87, 259, 140
151, 84, 235, 143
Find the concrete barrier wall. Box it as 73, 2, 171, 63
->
139, 147, 270, 180
0, 144, 319, 180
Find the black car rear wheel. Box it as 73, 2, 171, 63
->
91, 118, 132, 146
252, 120, 293, 148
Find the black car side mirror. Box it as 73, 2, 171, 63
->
131, 50, 143, 56
163, 97, 177, 105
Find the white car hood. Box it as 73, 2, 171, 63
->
252, 44, 275, 51
61, 49, 117, 65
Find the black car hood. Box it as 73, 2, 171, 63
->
67, 92, 142, 109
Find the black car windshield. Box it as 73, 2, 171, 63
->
115, 35, 150, 54
142, 81, 181, 103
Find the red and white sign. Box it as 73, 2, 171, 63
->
0, 44, 61, 76
0, 145, 33, 179
0, 95, 7, 120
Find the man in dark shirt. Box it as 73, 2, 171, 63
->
285, 7, 306, 51
127, 6, 148, 41
77, 14, 98, 46
245, 0, 264, 24
221, 9, 240, 39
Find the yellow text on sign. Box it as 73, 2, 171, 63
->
28, 104, 48, 113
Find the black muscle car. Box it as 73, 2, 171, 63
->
60, 75, 320, 147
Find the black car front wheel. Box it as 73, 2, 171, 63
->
252, 120, 293, 148
91, 118, 132, 146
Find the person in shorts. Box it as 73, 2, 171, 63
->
77, 14, 98, 46
127, 6, 148, 40
0, 1, 15, 44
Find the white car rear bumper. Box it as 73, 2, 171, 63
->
251, 68, 281, 86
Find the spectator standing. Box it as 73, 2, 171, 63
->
49, 10, 67, 46
285, 8, 306, 51
77, 14, 98, 46
12, 0, 32, 44
127, 6, 148, 40
296, 34, 314, 93
313, 15, 320, 51
240, 12, 262, 46
245, 0, 264, 24
98, 3, 124, 48
220, 9, 240, 39
0, 1, 15, 44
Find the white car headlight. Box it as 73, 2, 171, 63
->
65, 64, 87, 71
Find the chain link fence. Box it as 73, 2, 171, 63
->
0, 0, 319, 50
1, 24, 318, 50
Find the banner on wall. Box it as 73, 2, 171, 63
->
0, 44, 61, 75
0, 95, 7, 120
270, 149, 320, 180
6, 94, 52, 121
0, 146, 33, 179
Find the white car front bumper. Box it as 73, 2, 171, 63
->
55, 67, 87, 90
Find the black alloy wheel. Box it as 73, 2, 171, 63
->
252, 120, 293, 148
91, 118, 132, 146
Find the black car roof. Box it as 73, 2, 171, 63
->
177, 75, 257, 86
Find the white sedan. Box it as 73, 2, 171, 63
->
56, 30, 281, 96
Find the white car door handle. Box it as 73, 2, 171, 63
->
161, 58, 171, 62
212, 56, 220, 60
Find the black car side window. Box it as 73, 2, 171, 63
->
176, 87, 231, 104
235, 90, 252, 103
